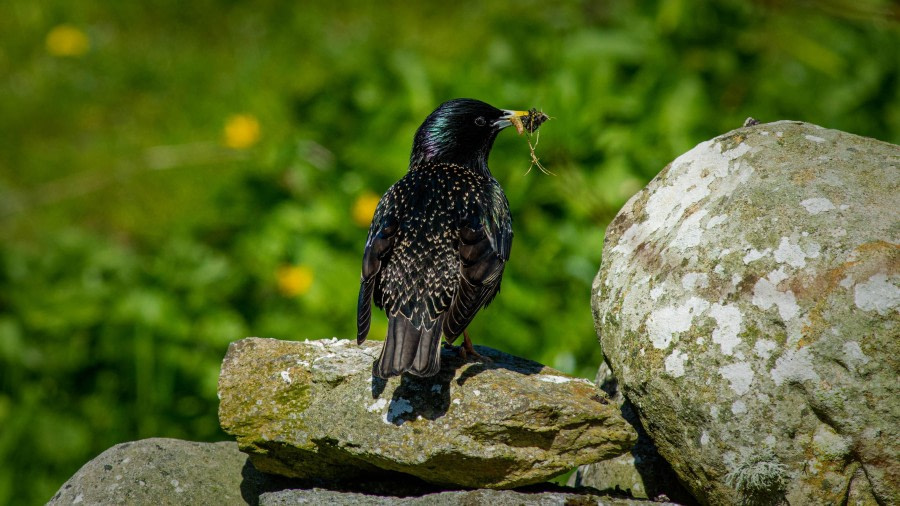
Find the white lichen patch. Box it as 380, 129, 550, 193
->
753, 339, 778, 360
611, 140, 752, 257
731, 400, 747, 415
672, 209, 709, 251
812, 424, 851, 459
773, 237, 816, 268
752, 270, 799, 321
366, 398, 387, 413
800, 197, 836, 214
665, 349, 688, 377
682, 272, 709, 291
701, 431, 710, 445
709, 303, 743, 356
743, 248, 770, 264
647, 297, 710, 349
854, 273, 900, 315
650, 286, 664, 300
842, 341, 870, 373
719, 362, 754, 395
804, 134, 826, 143
280, 370, 292, 384
770, 347, 820, 386
538, 375, 572, 384
706, 214, 728, 229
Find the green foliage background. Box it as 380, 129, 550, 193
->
1, 0, 898, 503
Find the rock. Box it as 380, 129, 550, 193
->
260, 487, 681, 505
218, 337, 636, 489
49, 437, 661, 506
569, 364, 695, 505
48, 438, 298, 506
594, 121, 899, 505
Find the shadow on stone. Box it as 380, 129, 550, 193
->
240, 459, 309, 506
594, 369, 696, 505
241, 457, 449, 501
386, 372, 453, 425
372, 345, 548, 426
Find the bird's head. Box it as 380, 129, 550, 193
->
410, 98, 531, 172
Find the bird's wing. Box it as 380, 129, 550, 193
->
444, 182, 512, 339
356, 196, 398, 344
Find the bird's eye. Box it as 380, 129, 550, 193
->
475, 116, 486, 126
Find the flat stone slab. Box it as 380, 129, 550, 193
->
218, 337, 636, 489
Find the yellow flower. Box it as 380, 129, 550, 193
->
276, 265, 314, 297
46, 25, 90, 57
223, 114, 260, 149
352, 191, 381, 228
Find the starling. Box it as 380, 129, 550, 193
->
357, 98, 540, 378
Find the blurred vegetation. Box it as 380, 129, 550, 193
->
1, 0, 898, 503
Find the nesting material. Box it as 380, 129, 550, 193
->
511, 109, 553, 176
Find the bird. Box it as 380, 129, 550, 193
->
356, 98, 536, 378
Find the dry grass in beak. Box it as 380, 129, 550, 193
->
524, 130, 554, 176
519, 109, 553, 176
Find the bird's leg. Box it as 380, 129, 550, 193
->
442, 329, 490, 362
460, 329, 491, 362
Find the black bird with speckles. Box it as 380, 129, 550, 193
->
357, 99, 537, 378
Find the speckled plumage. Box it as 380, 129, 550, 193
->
357, 99, 519, 378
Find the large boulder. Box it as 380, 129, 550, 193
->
218, 337, 636, 489
594, 121, 899, 505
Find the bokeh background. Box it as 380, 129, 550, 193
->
1, 0, 898, 503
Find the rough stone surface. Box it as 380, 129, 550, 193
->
48, 438, 297, 506
569, 364, 695, 505
260, 487, 679, 506
594, 121, 899, 505
218, 337, 636, 489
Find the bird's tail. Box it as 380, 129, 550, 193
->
375, 315, 443, 378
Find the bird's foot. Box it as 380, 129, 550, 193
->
460, 330, 492, 363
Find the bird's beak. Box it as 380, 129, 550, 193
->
493, 109, 530, 132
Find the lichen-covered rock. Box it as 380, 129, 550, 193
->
260, 487, 681, 505
594, 121, 899, 505
49, 438, 295, 505
218, 337, 636, 489
569, 364, 694, 504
